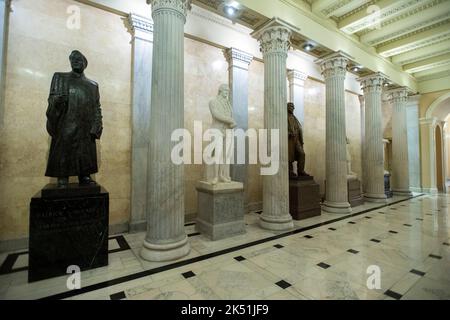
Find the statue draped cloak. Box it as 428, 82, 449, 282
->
45, 71, 103, 177
288, 113, 304, 161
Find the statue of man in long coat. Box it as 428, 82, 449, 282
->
45, 50, 103, 187
288, 102, 310, 178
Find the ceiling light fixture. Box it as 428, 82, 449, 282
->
303, 43, 314, 51
224, 5, 237, 16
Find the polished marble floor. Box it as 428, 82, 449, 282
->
0, 193, 449, 300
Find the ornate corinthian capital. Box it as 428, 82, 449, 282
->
386, 87, 408, 104
358, 72, 387, 94
149, 0, 191, 19
315, 51, 352, 79
257, 26, 291, 55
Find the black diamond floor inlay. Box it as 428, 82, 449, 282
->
110, 291, 126, 300
234, 256, 246, 262
384, 290, 402, 300
370, 239, 381, 243
416, 218, 424, 221
443, 242, 450, 246
328, 227, 336, 231
182, 271, 196, 279
317, 262, 330, 269
304, 235, 313, 239
348, 221, 356, 224
389, 230, 398, 234
410, 269, 426, 277
404, 224, 412, 227
365, 216, 372, 219
429, 254, 442, 259
347, 249, 359, 254
273, 244, 284, 249
275, 280, 292, 289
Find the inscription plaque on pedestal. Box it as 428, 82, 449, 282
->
289, 176, 321, 220
29, 184, 109, 282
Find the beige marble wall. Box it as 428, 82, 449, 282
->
0, 0, 132, 241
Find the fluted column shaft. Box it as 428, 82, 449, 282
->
141, 0, 191, 262
359, 95, 366, 192
255, 25, 293, 231
388, 87, 412, 196
317, 52, 351, 214
359, 73, 387, 202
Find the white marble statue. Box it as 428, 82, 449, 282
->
346, 137, 357, 179
207, 84, 236, 185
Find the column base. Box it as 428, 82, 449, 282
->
393, 189, 413, 197
259, 213, 294, 231
140, 236, 190, 262
364, 192, 387, 203
321, 200, 352, 214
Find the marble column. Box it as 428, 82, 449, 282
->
359, 72, 387, 203
316, 51, 352, 214
359, 95, 366, 192
388, 87, 412, 196
0, 0, 9, 126
287, 69, 307, 125
128, 13, 154, 232
224, 47, 253, 187
406, 95, 421, 192
252, 19, 294, 231
141, 0, 191, 262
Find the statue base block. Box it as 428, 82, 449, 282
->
289, 177, 321, 220
195, 181, 246, 241
348, 177, 364, 207
29, 183, 109, 283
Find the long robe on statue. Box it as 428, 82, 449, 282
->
45, 71, 103, 177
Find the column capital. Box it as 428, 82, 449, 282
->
148, 0, 191, 20
287, 69, 308, 83
386, 87, 408, 104
128, 13, 154, 36
315, 51, 352, 79
251, 18, 296, 56
224, 47, 253, 70
358, 72, 387, 94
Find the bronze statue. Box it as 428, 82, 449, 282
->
288, 102, 309, 178
45, 50, 103, 187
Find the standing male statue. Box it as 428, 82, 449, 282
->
207, 84, 236, 185
45, 50, 103, 187
288, 102, 310, 178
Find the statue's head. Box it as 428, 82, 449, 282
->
69, 50, 88, 74
287, 102, 295, 114
218, 84, 229, 100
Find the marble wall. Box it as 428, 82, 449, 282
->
0, 0, 132, 241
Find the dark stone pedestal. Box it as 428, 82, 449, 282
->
348, 177, 364, 207
384, 173, 393, 198
289, 176, 321, 220
29, 183, 109, 283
